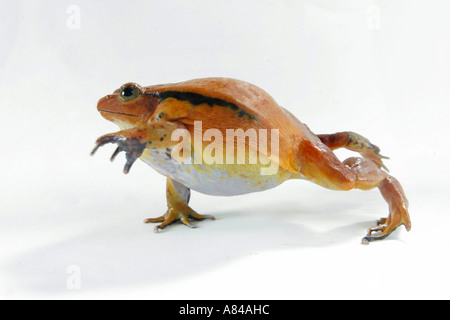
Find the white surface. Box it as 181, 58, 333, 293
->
0, 0, 449, 299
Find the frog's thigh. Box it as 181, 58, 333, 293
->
299, 141, 387, 191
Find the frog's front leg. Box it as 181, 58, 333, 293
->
144, 178, 215, 232
91, 121, 184, 174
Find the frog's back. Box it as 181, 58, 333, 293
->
145, 78, 293, 126
144, 78, 271, 113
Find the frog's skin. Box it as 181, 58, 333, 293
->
91, 77, 411, 243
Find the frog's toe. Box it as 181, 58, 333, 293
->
189, 211, 216, 221
362, 233, 389, 244
368, 217, 392, 233
376, 217, 387, 226
361, 225, 393, 244
143, 215, 165, 223
91, 135, 120, 155
110, 147, 121, 161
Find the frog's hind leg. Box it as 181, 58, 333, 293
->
144, 178, 215, 232
317, 131, 389, 171
299, 140, 411, 243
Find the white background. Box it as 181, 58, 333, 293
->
1, 0, 449, 299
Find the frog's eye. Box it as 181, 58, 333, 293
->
119, 84, 142, 102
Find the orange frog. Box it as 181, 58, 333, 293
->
91, 78, 411, 243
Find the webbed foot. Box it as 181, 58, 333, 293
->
347, 132, 390, 172
144, 178, 215, 232
144, 205, 215, 232
362, 213, 411, 244
361, 177, 411, 244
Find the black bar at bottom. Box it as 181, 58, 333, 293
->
152, 300, 302, 318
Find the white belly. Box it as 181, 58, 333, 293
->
139, 148, 292, 196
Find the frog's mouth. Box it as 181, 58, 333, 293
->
98, 109, 142, 130
98, 109, 139, 117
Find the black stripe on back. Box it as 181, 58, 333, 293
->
151, 91, 257, 120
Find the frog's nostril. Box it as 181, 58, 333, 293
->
97, 94, 116, 110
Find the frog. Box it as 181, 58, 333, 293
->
91, 77, 411, 243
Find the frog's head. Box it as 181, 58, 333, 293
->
97, 82, 159, 130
